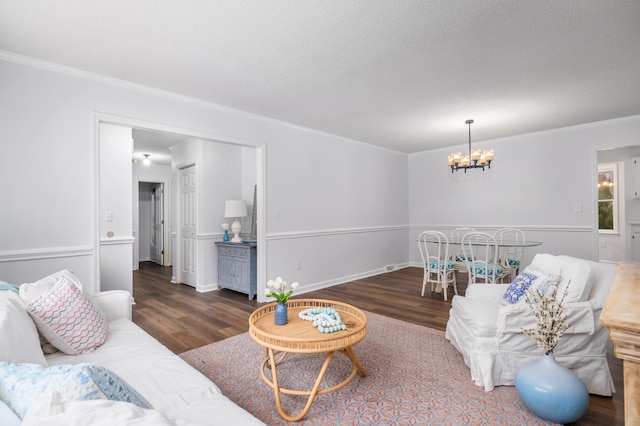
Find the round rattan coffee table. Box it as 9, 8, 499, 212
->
248, 299, 367, 421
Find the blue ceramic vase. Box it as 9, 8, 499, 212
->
274, 302, 288, 325
223, 229, 230, 242
515, 355, 589, 424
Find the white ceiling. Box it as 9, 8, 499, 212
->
131, 129, 187, 166
2, 1, 640, 155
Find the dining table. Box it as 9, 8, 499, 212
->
419, 235, 543, 291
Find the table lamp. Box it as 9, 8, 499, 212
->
224, 200, 247, 243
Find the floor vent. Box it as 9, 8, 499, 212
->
385, 264, 397, 272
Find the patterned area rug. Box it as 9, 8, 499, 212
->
180, 312, 554, 425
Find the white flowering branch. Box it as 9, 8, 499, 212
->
265, 276, 299, 302
521, 279, 570, 355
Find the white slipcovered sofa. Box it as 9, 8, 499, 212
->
0, 270, 265, 425
445, 254, 618, 396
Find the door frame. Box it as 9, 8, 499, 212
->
150, 182, 165, 266
94, 112, 266, 298
593, 144, 640, 263
134, 180, 170, 269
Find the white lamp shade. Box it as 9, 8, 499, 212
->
224, 200, 247, 218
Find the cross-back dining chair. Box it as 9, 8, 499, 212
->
493, 228, 526, 282
461, 231, 505, 284
417, 231, 457, 301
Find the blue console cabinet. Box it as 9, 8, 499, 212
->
215, 242, 257, 300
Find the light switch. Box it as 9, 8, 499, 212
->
105, 211, 113, 222
574, 203, 582, 213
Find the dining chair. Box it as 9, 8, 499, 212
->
494, 228, 526, 282
417, 231, 457, 301
461, 232, 505, 284
450, 227, 476, 276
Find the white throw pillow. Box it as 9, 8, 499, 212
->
0, 291, 47, 366
19, 269, 83, 305
531, 253, 592, 303
25, 277, 108, 355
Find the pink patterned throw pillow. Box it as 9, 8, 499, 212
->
26, 277, 108, 355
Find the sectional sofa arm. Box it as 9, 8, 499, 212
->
91, 290, 133, 322
465, 284, 507, 301
496, 300, 596, 336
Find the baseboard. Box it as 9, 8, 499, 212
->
296, 262, 411, 296
197, 283, 219, 293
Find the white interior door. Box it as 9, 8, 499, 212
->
149, 183, 164, 265
180, 166, 197, 287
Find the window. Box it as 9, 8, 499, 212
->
598, 164, 617, 233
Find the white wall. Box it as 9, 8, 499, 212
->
408, 115, 640, 268
3, 51, 638, 299
99, 123, 133, 294
264, 128, 410, 289
0, 54, 408, 299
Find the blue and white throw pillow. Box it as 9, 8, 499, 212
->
502, 265, 559, 304
0, 362, 151, 419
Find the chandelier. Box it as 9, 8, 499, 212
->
447, 119, 494, 173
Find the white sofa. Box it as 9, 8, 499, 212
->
445, 254, 618, 396
0, 272, 265, 425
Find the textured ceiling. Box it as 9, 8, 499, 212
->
2, 0, 640, 154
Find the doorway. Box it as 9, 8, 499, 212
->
138, 182, 165, 266
97, 114, 266, 300
596, 145, 640, 262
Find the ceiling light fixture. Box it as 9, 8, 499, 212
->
447, 120, 494, 173
143, 154, 151, 166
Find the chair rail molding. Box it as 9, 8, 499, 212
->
0, 245, 94, 262
196, 232, 225, 240
267, 224, 408, 241
409, 224, 593, 233
99, 236, 135, 245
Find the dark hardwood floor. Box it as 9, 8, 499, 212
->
132, 262, 624, 426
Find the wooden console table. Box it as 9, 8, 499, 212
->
601, 260, 640, 425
